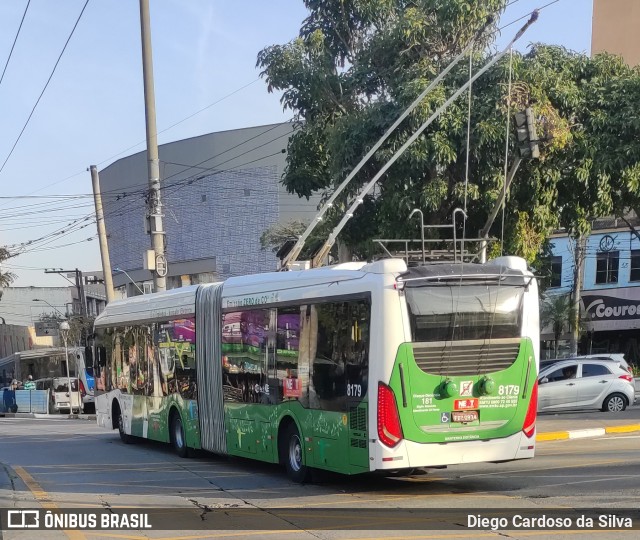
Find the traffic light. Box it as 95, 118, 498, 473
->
514, 107, 540, 159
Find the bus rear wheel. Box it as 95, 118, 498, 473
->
116, 407, 133, 444
170, 412, 189, 458
282, 423, 310, 483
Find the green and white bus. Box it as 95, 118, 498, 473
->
94, 256, 539, 481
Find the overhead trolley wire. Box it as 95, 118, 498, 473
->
0, 0, 90, 177
0, 0, 31, 88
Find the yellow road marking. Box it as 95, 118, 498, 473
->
91, 531, 299, 540
605, 424, 640, 434
13, 466, 86, 540
537, 431, 569, 441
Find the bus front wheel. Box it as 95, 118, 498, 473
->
170, 412, 189, 458
282, 423, 310, 483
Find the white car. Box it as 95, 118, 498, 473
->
538, 359, 636, 413
577, 353, 631, 373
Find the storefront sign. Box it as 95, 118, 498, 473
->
582, 287, 640, 331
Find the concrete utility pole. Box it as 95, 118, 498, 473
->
89, 165, 115, 303
139, 0, 167, 292
570, 235, 586, 356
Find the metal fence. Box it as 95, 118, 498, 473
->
1, 390, 50, 414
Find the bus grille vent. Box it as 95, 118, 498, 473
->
349, 407, 367, 431
412, 338, 522, 376
350, 438, 367, 449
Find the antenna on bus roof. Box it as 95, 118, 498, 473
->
281, 12, 538, 271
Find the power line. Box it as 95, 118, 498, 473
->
0, 0, 31, 88
499, 0, 560, 31
0, 0, 91, 176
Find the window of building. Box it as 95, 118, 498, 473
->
595, 251, 619, 284
630, 250, 640, 282
550, 256, 562, 288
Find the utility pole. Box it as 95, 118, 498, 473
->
89, 165, 115, 303
570, 235, 586, 356
139, 0, 167, 292
45, 269, 86, 317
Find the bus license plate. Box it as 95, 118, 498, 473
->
451, 411, 478, 423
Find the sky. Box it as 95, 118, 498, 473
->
0, 0, 594, 288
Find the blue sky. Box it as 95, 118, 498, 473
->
0, 0, 593, 287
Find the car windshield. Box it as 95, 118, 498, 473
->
53, 379, 78, 392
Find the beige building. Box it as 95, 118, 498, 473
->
592, 0, 640, 65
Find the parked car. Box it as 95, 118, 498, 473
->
35, 377, 83, 414
540, 353, 631, 374
538, 358, 636, 413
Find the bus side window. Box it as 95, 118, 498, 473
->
309, 300, 371, 412
276, 306, 303, 405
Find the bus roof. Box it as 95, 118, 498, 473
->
94, 260, 412, 328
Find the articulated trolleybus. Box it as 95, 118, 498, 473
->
94, 256, 539, 481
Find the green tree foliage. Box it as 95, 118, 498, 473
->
540, 294, 575, 358
0, 247, 16, 289
257, 1, 640, 263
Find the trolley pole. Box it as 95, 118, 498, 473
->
139, 0, 167, 292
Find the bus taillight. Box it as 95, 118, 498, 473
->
377, 382, 403, 447
79, 380, 86, 397
522, 380, 538, 438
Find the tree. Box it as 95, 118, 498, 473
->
540, 294, 575, 358
257, 1, 640, 264
0, 248, 16, 292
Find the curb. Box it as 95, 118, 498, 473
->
537, 423, 640, 442
0, 412, 97, 421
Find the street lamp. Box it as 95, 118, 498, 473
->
409, 209, 425, 264
58, 321, 76, 416
32, 298, 66, 319
114, 267, 145, 295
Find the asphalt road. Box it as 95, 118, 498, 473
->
1, 417, 639, 539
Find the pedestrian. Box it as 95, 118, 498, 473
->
24, 375, 36, 390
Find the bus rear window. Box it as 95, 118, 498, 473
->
405, 285, 523, 342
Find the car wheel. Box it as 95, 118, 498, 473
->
117, 408, 133, 444
170, 412, 189, 458
602, 393, 627, 413
282, 423, 310, 483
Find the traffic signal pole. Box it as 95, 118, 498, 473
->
478, 157, 522, 263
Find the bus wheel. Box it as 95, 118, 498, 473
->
170, 412, 189, 458
283, 423, 310, 483
117, 409, 133, 444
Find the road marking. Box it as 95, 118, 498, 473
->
605, 424, 640, 434
595, 435, 640, 440
457, 458, 624, 478
13, 465, 86, 540
347, 531, 637, 540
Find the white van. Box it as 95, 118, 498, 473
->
35, 377, 83, 414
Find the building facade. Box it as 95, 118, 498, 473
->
98, 123, 320, 295
592, 0, 640, 66
545, 218, 640, 363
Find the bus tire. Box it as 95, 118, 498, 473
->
116, 407, 133, 444
170, 412, 189, 458
602, 393, 627, 413
282, 422, 310, 483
